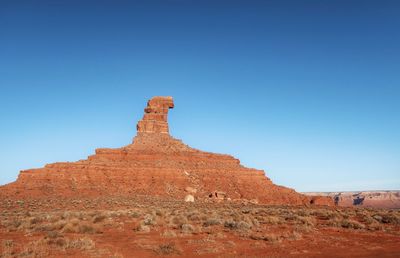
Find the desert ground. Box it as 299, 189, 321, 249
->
1, 196, 399, 258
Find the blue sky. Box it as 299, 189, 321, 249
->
0, 0, 399, 192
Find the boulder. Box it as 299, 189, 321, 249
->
184, 195, 195, 202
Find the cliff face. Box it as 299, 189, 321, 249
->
0, 96, 329, 205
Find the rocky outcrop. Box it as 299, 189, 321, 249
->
0, 96, 331, 206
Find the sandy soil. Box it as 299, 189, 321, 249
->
1, 196, 399, 257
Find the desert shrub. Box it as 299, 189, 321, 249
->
263, 216, 283, 225
250, 233, 280, 243
46, 230, 63, 239
372, 214, 383, 223
339, 209, 356, 219
6, 218, 22, 230
341, 219, 365, 230
1, 240, 14, 257
143, 214, 156, 225
17, 234, 92, 257
263, 207, 280, 216
129, 210, 141, 218
310, 209, 335, 220
61, 211, 82, 220
70, 218, 80, 226
380, 213, 400, 224
162, 230, 177, 238
170, 209, 179, 216
236, 221, 252, 231
326, 217, 342, 227
20, 239, 50, 257
93, 214, 107, 224
64, 237, 95, 250
29, 216, 43, 225
370, 212, 400, 225
294, 224, 313, 233
155, 209, 166, 217
296, 209, 311, 217
49, 214, 62, 223
288, 231, 302, 240
187, 211, 201, 222
62, 221, 101, 234
361, 214, 375, 225
224, 220, 237, 230
251, 218, 260, 228
355, 209, 369, 216
230, 212, 242, 221
136, 223, 151, 232
181, 223, 195, 234
108, 211, 122, 217
199, 214, 209, 221
62, 222, 78, 233
79, 223, 100, 234
53, 220, 67, 230
203, 217, 222, 227
296, 215, 315, 226
34, 223, 57, 232
45, 233, 67, 248
367, 222, 384, 231
264, 234, 281, 243
154, 243, 180, 255
241, 208, 251, 214
250, 208, 261, 215
170, 215, 188, 227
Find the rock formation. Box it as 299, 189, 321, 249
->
136, 96, 174, 134
0, 96, 331, 206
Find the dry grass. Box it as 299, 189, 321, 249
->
2, 204, 399, 237
154, 242, 181, 255
1, 240, 14, 257
1, 196, 399, 257
2, 236, 95, 257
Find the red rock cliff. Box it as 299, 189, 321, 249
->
0, 96, 330, 205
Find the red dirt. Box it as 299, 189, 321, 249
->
1, 198, 399, 257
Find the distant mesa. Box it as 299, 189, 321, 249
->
303, 191, 400, 209
0, 96, 332, 206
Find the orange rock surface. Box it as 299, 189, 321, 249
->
136, 96, 174, 134
0, 96, 331, 206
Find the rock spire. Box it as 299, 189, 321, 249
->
136, 96, 174, 134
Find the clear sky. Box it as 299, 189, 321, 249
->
0, 0, 399, 192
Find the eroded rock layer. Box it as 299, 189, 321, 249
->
0, 96, 328, 205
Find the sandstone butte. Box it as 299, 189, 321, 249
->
0, 96, 332, 206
